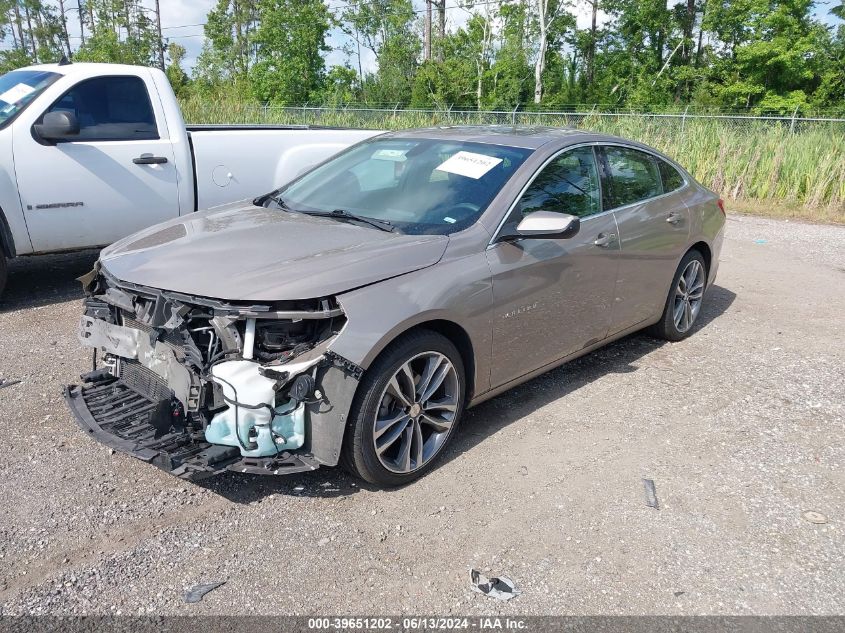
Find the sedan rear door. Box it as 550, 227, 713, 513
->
597, 145, 690, 335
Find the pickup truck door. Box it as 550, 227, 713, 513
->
486, 146, 620, 388
13, 71, 181, 252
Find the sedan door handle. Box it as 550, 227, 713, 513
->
133, 155, 168, 165
666, 211, 683, 225
594, 232, 617, 247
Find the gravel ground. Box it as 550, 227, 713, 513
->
0, 215, 842, 616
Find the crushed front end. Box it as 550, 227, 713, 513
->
65, 266, 361, 481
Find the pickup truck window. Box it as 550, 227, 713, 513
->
0, 69, 60, 129
276, 138, 532, 235
44, 75, 158, 141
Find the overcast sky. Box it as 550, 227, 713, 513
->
42, 0, 845, 74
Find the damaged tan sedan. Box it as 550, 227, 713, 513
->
66, 126, 725, 486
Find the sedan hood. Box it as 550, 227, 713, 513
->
100, 202, 449, 301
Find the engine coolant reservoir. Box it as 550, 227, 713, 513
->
205, 360, 305, 457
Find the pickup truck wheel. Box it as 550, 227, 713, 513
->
648, 249, 708, 342
0, 255, 7, 298
342, 330, 465, 487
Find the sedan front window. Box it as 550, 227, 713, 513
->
275, 138, 533, 235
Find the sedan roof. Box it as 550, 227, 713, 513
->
381, 125, 616, 149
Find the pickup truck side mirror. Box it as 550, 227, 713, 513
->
499, 211, 581, 241
34, 111, 80, 142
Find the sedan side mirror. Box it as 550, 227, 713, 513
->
34, 111, 80, 142
500, 211, 581, 241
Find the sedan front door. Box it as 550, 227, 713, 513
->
486, 146, 620, 389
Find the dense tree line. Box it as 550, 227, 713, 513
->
1, 0, 843, 114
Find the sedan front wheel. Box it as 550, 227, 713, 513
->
342, 330, 465, 487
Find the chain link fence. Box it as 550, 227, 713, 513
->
183, 103, 845, 135
182, 103, 844, 215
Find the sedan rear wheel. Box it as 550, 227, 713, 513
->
649, 249, 708, 342
672, 258, 706, 334
342, 330, 465, 487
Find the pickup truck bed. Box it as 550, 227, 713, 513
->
186, 125, 377, 211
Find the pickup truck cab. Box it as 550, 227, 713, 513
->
0, 61, 380, 296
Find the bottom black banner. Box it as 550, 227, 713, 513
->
0, 616, 842, 633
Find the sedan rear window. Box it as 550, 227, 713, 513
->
277, 138, 533, 235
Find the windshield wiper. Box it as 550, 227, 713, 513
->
270, 194, 298, 212
302, 209, 397, 233
255, 191, 300, 213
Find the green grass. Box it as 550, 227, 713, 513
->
181, 100, 845, 222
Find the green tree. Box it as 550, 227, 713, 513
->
319, 65, 359, 104
165, 42, 190, 97
74, 0, 161, 66
194, 0, 257, 88
486, 1, 533, 108
249, 0, 330, 104
706, 0, 829, 111
340, 0, 418, 105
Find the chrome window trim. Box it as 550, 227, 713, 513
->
488, 141, 689, 247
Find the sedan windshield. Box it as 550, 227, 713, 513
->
275, 138, 533, 235
0, 69, 60, 129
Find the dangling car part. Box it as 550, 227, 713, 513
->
65, 127, 725, 487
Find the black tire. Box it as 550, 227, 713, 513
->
342, 329, 466, 487
0, 255, 7, 300
648, 249, 708, 342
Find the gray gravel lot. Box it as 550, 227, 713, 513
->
0, 215, 842, 616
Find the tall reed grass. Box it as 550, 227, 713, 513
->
181, 99, 845, 221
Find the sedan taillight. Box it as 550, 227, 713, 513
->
717, 198, 726, 216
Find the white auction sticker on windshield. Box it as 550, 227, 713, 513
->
0, 83, 35, 105
372, 148, 408, 162
435, 151, 502, 179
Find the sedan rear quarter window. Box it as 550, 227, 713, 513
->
658, 159, 685, 192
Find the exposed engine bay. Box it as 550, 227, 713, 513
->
64, 266, 362, 481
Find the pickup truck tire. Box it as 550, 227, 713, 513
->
0, 255, 7, 299
341, 330, 465, 487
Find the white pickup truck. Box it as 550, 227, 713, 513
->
0, 61, 380, 296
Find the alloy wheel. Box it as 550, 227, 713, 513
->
372, 351, 460, 474
673, 259, 705, 333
